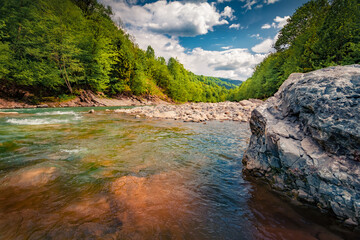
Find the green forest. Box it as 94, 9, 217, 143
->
0, 0, 237, 103
229, 0, 360, 101
0, 0, 359, 103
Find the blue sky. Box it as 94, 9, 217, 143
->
99, 0, 309, 80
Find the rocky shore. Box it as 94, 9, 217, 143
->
0, 90, 169, 109
242, 65, 360, 226
114, 99, 263, 122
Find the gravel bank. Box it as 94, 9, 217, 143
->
114, 99, 263, 122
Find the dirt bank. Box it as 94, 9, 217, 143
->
0, 90, 170, 109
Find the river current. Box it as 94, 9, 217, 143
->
0, 107, 356, 239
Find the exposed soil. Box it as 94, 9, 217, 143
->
0, 90, 170, 109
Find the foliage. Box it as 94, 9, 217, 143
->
0, 0, 231, 102
231, 0, 360, 101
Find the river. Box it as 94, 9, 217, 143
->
0, 107, 356, 239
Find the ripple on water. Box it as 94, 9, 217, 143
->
0, 110, 357, 240
35, 111, 78, 116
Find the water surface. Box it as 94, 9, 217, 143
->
0, 107, 356, 239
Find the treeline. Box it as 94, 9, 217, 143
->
0, 0, 232, 102
230, 0, 360, 100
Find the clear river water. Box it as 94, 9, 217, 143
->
0, 107, 357, 240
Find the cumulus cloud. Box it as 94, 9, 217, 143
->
261, 15, 290, 29
261, 24, 271, 29
273, 16, 290, 28
183, 48, 266, 80
251, 33, 280, 53
99, 0, 267, 80
221, 6, 235, 20
217, 0, 232, 3
251, 39, 274, 53
229, 23, 241, 30
128, 29, 265, 80
101, 0, 232, 37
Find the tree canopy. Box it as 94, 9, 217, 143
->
0, 0, 235, 103
230, 0, 360, 101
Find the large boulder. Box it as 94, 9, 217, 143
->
242, 65, 360, 226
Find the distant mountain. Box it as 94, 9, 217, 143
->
217, 78, 243, 87
199, 76, 242, 90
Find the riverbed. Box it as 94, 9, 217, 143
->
0, 107, 356, 239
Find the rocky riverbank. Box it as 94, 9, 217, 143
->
0, 90, 169, 109
242, 65, 360, 226
114, 99, 263, 122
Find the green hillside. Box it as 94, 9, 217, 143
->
0, 0, 230, 103
230, 0, 360, 101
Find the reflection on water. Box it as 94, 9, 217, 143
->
0, 107, 357, 239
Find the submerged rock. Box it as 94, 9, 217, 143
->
1, 166, 59, 188
242, 65, 360, 225
110, 172, 193, 238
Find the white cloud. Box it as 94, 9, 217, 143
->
183, 48, 266, 80
251, 33, 279, 53
101, 0, 232, 37
261, 24, 271, 29
261, 15, 290, 29
217, 0, 232, 3
127, 29, 185, 60
221, 6, 235, 20
250, 34, 263, 40
99, 0, 267, 80
243, 0, 257, 10
130, 29, 266, 80
229, 23, 241, 30
240, 0, 278, 10
273, 16, 290, 28
264, 0, 280, 4
251, 39, 274, 53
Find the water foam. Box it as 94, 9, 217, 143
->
35, 111, 78, 116
6, 118, 70, 125
61, 148, 86, 154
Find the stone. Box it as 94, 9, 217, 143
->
243, 65, 360, 225
344, 218, 358, 226
37, 104, 49, 108
88, 109, 95, 113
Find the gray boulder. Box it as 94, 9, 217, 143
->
243, 65, 360, 225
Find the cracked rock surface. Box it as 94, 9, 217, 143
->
243, 65, 360, 226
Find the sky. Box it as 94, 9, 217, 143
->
99, 0, 309, 81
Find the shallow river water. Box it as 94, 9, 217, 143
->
0, 107, 357, 240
